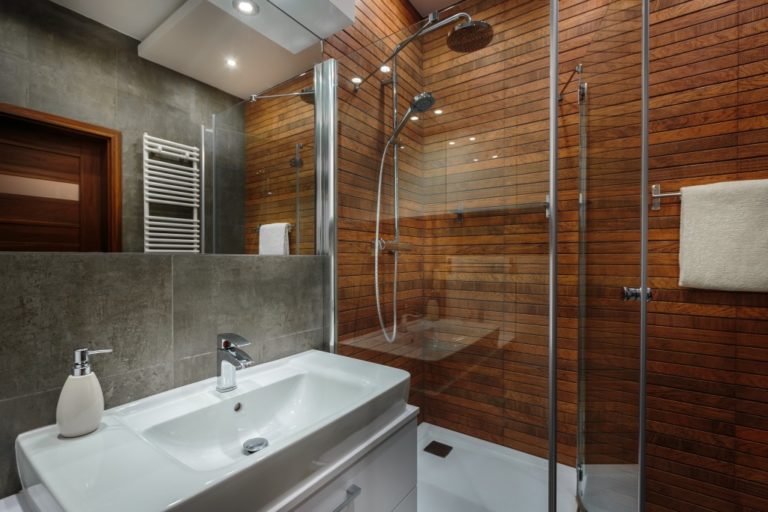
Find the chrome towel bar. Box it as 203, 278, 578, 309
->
651, 183, 681, 210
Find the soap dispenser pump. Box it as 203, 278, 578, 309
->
56, 348, 112, 438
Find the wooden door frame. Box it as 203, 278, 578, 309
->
0, 103, 122, 251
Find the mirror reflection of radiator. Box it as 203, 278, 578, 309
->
142, 133, 202, 253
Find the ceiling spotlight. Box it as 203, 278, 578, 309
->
410, 115, 419, 121
233, 0, 258, 15
434, 109, 443, 115
448, 141, 456, 145
380, 65, 391, 73
492, 155, 499, 159
469, 136, 476, 141
351, 77, 363, 85
473, 158, 479, 162
225, 57, 237, 68
399, 145, 405, 149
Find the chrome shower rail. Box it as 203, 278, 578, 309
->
548, 0, 559, 510
250, 90, 314, 101
352, 11, 472, 91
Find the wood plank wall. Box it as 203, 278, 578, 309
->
561, 0, 768, 507
244, 72, 316, 255
644, 0, 768, 509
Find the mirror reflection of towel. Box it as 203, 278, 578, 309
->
259, 223, 290, 255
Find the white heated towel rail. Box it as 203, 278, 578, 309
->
143, 133, 202, 253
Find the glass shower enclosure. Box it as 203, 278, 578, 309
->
324, 1, 559, 509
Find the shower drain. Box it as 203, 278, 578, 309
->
424, 440, 453, 458
243, 437, 269, 455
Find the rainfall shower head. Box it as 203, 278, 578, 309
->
447, 20, 494, 52
388, 92, 435, 144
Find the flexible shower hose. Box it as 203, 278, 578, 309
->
374, 139, 398, 343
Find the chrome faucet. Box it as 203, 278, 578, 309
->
216, 333, 256, 392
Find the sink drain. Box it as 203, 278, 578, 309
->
243, 437, 269, 455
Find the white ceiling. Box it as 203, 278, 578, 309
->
408, 0, 458, 17
50, 0, 355, 99
51, 0, 187, 40
138, 0, 322, 98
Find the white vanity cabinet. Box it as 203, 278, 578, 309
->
15, 352, 418, 512
293, 419, 417, 512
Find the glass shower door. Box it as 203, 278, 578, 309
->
576, 0, 645, 510
331, 1, 558, 509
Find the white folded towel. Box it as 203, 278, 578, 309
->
678, 179, 768, 292
259, 223, 290, 255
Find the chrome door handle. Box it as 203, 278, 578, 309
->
622, 286, 652, 302
331, 484, 361, 512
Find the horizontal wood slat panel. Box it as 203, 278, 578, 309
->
641, 0, 768, 509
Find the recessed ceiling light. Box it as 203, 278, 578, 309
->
434, 109, 443, 115
473, 158, 479, 162
469, 136, 476, 141
410, 115, 419, 121
448, 141, 456, 145
351, 77, 363, 85
380, 65, 391, 73
492, 155, 499, 159
234, 0, 258, 15
225, 57, 237, 68
399, 145, 405, 149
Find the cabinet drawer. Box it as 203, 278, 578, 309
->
293, 419, 416, 512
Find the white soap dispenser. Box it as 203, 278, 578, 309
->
56, 348, 112, 438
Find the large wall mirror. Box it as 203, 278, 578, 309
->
0, 0, 337, 255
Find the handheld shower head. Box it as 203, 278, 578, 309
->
411, 91, 436, 112
388, 92, 435, 144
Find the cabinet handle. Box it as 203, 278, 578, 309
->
331, 484, 361, 512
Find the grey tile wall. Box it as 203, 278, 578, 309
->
172, 255, 324, 386
0, 253, 324, 497
0, 0, 245, 252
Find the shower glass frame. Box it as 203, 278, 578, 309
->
313, 0, 650, 510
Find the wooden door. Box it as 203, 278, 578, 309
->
0, 105, 121, 251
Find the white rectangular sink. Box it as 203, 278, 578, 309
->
15, 350, 411, 512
